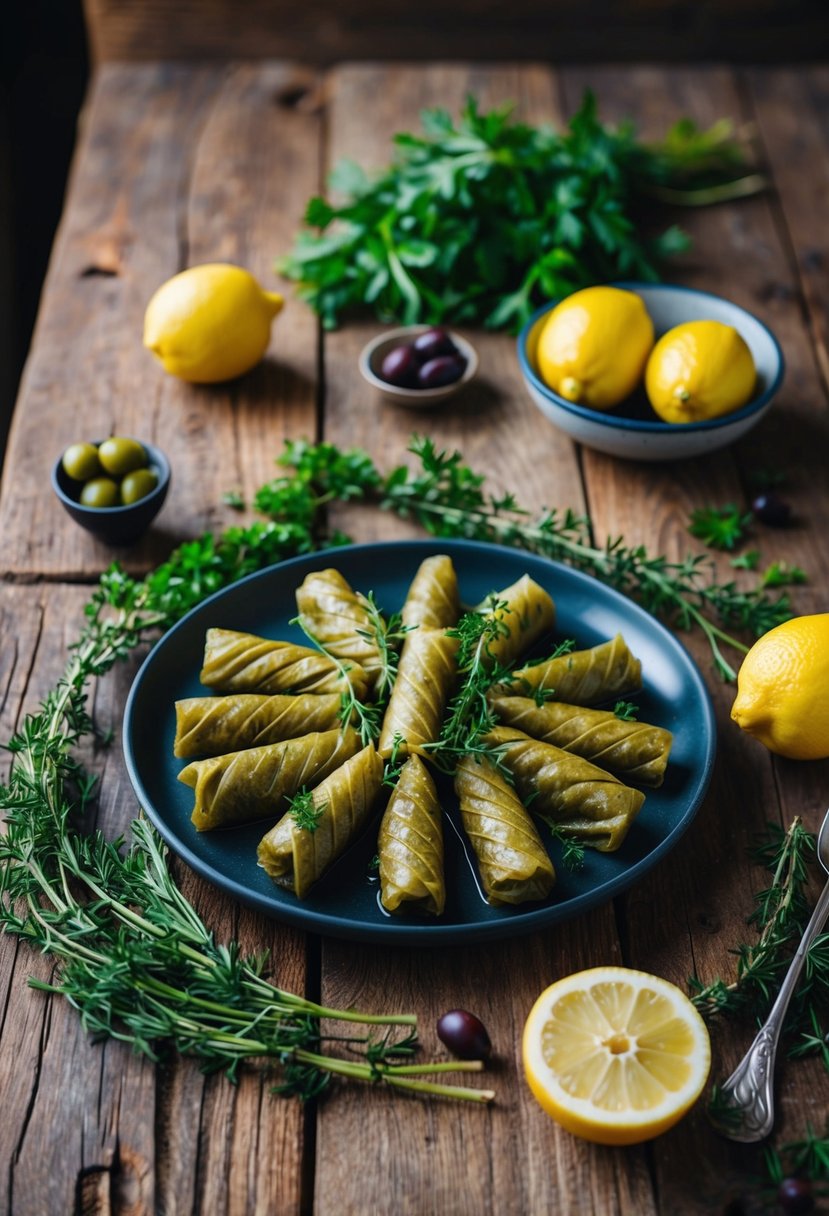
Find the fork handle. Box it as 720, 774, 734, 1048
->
717, 874, 829, 1142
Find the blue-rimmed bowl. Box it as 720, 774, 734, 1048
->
518, 283, 784, 461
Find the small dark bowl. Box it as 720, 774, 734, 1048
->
51, 439, 171, 545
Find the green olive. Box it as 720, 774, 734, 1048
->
61, 442, 101, 482
79, 477, 119, 508
98, 436, 147, 476
120, 467, 158, 505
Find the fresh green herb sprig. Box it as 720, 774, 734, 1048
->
543, 824, 586, 872
258, 437, 793, 680
688, 503, 753, 551
613, 700, 639, 721
291, 615, 384, 747
0, 514, 493, 1105
690, 819, 819, 1029
278, 93, 763, 332
289, 788, 325, 833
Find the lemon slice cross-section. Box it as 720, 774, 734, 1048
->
522, 966, 711, 1145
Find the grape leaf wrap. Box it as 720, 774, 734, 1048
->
401, 554, 461, 630
258, 744, 384, 898
488, 695, 672, 787
174, 693, 343, 759
484, 726, 645, 852
454, 755, 555, 905
180, 727, 360, 830
496, 633, 641, 705
475, 574, 555, 669
296, 568, 386, 689
200, 627, 368, 700
378, 754, 446, 916
378, 628, 459, 759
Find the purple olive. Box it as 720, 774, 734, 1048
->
380, 344, 419, 387
751, 491, 792, 527
417, 354, 467, 389
436, 1009, 492, 1060
413, 327, 457, 363
777, 1177, 814, 1215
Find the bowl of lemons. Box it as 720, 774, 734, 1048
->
517, 283, 784, 461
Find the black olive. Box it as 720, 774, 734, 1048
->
417, 355, 466, 389
380, 344, 420, 387
751, 492, 792, 527
436, 1009, 492, 1059
777, 1177, 814, 1215
413, 328, 457, 363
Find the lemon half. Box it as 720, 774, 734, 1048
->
143, 263, 283, 384
522, 966, 710, 1145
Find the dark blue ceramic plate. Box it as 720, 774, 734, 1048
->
123, 540, 716, 944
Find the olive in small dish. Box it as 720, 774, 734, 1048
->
52, 437, 171, 545
359, 325, 478, 407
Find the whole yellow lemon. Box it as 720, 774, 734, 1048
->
535, 286, 654, 410
143, 264, 283, 383
645, 320, 756, 424
731, 613, 829, 760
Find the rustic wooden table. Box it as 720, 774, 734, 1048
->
1, 60, 828, 1216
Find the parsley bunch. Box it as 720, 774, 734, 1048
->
279, 93, 762, 331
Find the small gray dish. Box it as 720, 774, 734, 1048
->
52, 439, 171, 545
359, 325, 478, 407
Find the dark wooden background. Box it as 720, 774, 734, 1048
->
2, 1, 828, 462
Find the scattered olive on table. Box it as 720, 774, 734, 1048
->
777, 1177, 814, 1215
61, 437, 159, 507
379, 328, 467, 390
436, 1009, 492, 1060
751, 491, 792, 527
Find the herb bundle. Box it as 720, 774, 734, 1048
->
255, 437, 794, 679
278, 93, 764, 331
0, 432, 797, 1097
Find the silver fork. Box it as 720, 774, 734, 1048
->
713, 807, 829, 1142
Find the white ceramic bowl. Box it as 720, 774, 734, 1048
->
517, 283, 784, 461
359, 325, 478, 407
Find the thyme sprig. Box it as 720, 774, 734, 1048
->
257, 437, 794, 680
690, 819, 817, 1028
0, 515, 493, 1104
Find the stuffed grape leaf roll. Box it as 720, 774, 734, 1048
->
488, 695, 672, 787
181, 726, 360, 830
454, 755, 555, 905
475, 574, 555, 670
401, 555, 460, 630
378, 754, 445, 916
174, 693, 343, 759
200, 627, 368, 700
496, 634, 641, 706
257, 744, 384, 898
484, 726, 645, 852
378, 628, 458, 759
296, 568, 386, 690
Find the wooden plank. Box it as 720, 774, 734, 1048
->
561, 65, 829, 1212
81, 0, 828, 65
315, 64, 656, 1216
0, 61, 321, 579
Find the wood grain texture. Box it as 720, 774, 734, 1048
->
314, 63, 654, 1216
0, 61, 320, 578
81, 0, 829, 64
562, 64, 829, 1213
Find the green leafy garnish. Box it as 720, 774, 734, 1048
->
730, 549, 760, 570
688, 504, 753, 550
613, 700, 639, 721
279, 93, 762, 332
289, 788, 325, 833
760, 561, 808, 588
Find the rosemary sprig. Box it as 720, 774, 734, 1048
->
291, 615, 384, 747
256, 437, 794, 680
543, 824, 586, 872
0, 514, 493, 1105
689, 819, 815, 1021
